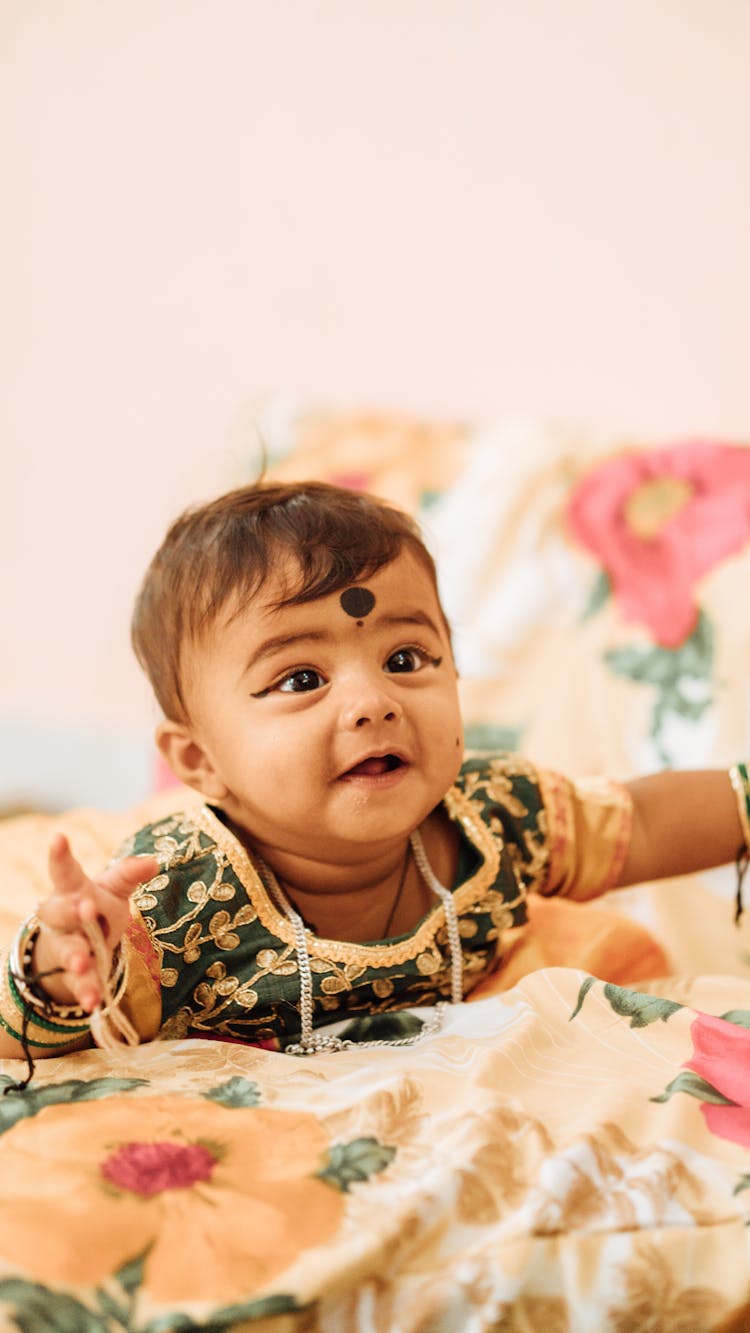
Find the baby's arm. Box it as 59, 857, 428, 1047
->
0, 835, 158, 1061
618, 768, 746, 886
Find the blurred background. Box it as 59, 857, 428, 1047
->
2, 0, 750, 812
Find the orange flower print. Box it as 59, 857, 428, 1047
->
568, 441, 750, 647
0, 1096, 345, 1305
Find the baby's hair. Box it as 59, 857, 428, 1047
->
131, 480, 444, 722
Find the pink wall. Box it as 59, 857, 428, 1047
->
2, 0, 749, 806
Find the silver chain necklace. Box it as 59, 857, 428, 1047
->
255, 828, 464, 1056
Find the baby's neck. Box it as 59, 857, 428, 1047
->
237, 808, 459, 943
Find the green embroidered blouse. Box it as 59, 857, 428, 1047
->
121, 753, 631, 1049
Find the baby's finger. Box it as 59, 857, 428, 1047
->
97, 855, 160, 901
57, 932, 93, 978
36, 928, 102, 1012
60, 955, 102, 1013
37, 894, 87, 936
65, 940, 113, 1013
48, 833, 90, 899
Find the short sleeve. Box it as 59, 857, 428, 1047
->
534, 769, 633, 900
458, 753, 632, 903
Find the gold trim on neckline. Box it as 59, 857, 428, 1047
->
191, 791, 506, 967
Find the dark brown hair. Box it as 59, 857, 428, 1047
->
131, 479, 445, 721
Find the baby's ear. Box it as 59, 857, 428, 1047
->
155, 721, 229, 802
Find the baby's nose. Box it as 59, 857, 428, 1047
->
340, 679, 402, 730
354, 705, 398, 729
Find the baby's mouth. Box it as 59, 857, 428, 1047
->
341, 754, 406, 779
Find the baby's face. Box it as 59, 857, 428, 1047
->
180, 549, 464, 867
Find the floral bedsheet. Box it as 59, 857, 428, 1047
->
5, 423, 750, 1329
2, 967, 750, 1332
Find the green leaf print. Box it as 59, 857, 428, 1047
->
0, 1077, 149, 1136
581, 568, 611, 622
570, 978, 682, 1029
92, 1288, 132, 1330
0, 1256, 150, 1331
111, 1252, 147, 1299
0, 1271, 300, 1333
603, 610, 714, 766
0, 1279, 110, 1333
318, 1136, 397, 1192
203, 1076, 262, 1108
651, 1070, 739, 1107
718, 1010, 750, 1030
142, 1292, 300, 1332
603, 984, 682, 1029
569, 976, 598, 1021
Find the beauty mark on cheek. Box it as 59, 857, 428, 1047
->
339, 587, 376, 619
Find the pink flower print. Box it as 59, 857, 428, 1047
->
567, 441, 750, 647
652, 1009, 750, 1149
684, 1011, 750, 1148
101, 1139, 217, 1196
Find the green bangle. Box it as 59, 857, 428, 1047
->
7, 967, 91, 1037
2, 914, 130, 1054
729, 764, 750, 926
10, 916, 90, 1023
729, 764, 750, 849
0, 949, 90, 1050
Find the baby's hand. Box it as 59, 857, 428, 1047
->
33, 834, 159, 1013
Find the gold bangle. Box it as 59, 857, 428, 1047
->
10, 913, 127, 1017
4, 913, 128, 1046
0, 949, 90, 1048
10, 915, 90, 1024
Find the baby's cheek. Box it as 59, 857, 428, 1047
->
440, 729, 465, 784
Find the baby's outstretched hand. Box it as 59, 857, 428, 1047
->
34, 834, 159, 1013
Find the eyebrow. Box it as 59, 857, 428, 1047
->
242, 609, 443, 679
377, 610, 443, 637
242, 631, 331, 677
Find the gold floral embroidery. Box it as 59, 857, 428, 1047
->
455, 753, 551, 895
372, 978, 394, 999
136, 872, 169, 912
415, 951, 441, 976
485, 773, 534, 821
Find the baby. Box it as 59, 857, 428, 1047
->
2, 480, 749, 1060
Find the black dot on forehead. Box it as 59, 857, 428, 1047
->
340, 586, 376, 618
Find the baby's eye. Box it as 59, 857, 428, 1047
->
384, 647, 433, 674
277, 668, 326, 694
